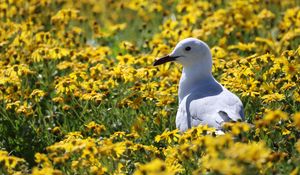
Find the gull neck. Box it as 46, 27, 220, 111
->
178, 63, 215, 103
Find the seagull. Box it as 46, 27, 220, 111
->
153, 38, 244, 132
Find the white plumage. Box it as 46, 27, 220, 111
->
154, 38, 244, 132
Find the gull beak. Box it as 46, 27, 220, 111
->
153, 55, 180, 66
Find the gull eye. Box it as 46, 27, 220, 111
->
185, 46, 191, 51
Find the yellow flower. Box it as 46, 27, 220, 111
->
116, 54, 135, 65
55, 77, 77, 95
65, 131, 83, 139
293, 112, 300, 128
32, 167, 63, 175
51, 9, 80, 25
264, 110, 288, 122
48, 47, 70, 60
228, 42, 257, 51
51, 127, 61, 135
261, 93, 285, 103
30, 89, 46, 102
119, 41, 137, 52
256, 110, 288, 127
225, 142, 271, 168
258, 9, 275, 19
35, 153, 52, 167
293, 91, 300, 102
282, 128, 291, 135
223, 122, 251, 135
155, 129, 180, 143
85, 121, 106, 135
296, 140, 300, 153
0, 150, 26, 174
290, 167, 299, 175
113, 142, 127, 158
31, 47, 48, 62
134, 159, 175, 175
181, 13, 197, 25
16, 102, 34, 116
200, 155, 243, 175
90, 165, 107, 175
131, 115, 147, 135
211, 46, 228, 59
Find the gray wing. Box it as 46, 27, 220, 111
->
178, 90, 243, 130
176, 82, 244, 132
215, 90, 244, 124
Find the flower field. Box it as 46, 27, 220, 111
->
0, 0, 300, 174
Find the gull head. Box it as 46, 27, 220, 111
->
153, 38, 212, 69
